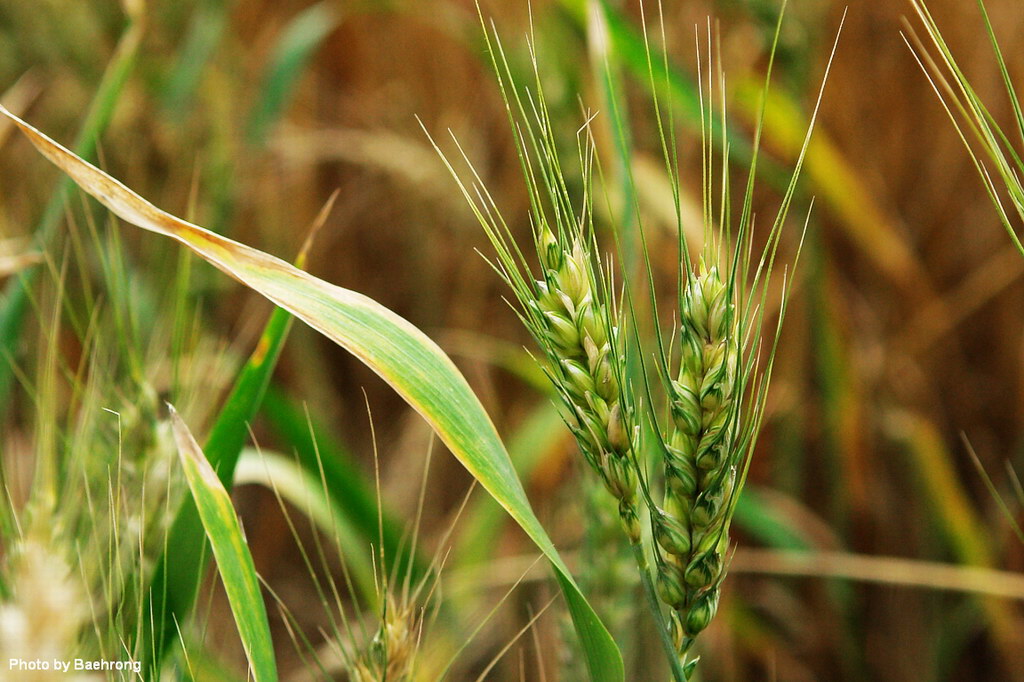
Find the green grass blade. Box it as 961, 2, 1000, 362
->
0, 15, 143, 412
161, 1, 229, 112
169, 407, 278, 682
1, 107, 624, 682
205, 310, 294, 480
246, 2, 340, 145
142, 305, 293, 674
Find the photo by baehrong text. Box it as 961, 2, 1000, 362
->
8, 658, 142, 674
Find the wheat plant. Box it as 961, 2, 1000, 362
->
432, 3, 841, 678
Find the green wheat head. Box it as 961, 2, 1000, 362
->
530, 221, 641, 542
655, 263, 739, 644
432, 2, 837, 678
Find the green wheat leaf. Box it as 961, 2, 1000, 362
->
142, 305, 292, 675
169, 406, 278, 682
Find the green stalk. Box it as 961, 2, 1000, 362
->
630, 542, 687, 682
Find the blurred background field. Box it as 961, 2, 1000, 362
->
1, 0, 1023, 680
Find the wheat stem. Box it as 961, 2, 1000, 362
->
631, 541, 688, 682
